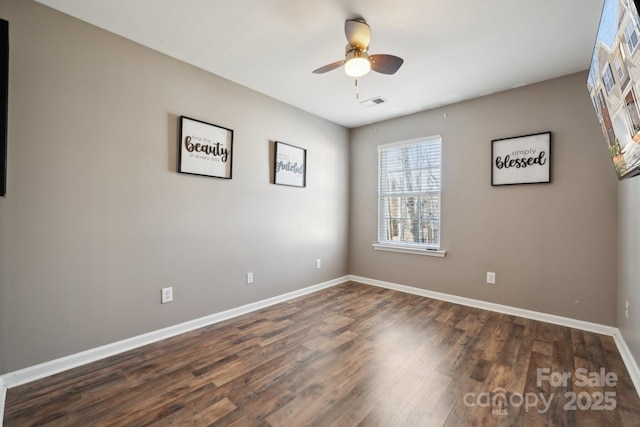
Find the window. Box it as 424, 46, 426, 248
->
625, 19, 639, 54
603, 63, 615, 94
625, 91, 640, 133
615, 57, 631, 90
598, 89, 607, 111
615, 57, 625, 80
376, 136, 443, 256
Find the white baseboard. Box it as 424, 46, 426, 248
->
0, 276, 348, 390
0, 377, 5, 427
349, 275, 640, 399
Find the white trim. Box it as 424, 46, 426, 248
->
349, 275, 640, 398
612, 329, 640, 398
372, 243, 446, 257
0, 377, 5, 427
0, 276, 348, 389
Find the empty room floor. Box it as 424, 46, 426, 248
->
4, 282, 640, 426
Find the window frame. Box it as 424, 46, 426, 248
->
625, 19, 639, 54
374, 136, 446, 257
603, 63, 616, 94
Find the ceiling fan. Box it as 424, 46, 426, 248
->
312, 18, 404, 78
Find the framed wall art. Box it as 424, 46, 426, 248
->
179, 116, 233, 179
274, 141, 306, 187
491, 132, 551, 186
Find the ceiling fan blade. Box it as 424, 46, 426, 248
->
312, 60, 345, 74
370, 54, 404, 75
345, 18, 371, 49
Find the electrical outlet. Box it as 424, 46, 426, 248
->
625, 300, 629, 319
316, 259, 321, 269
247, 272, 254, 284
486, 272, 496, 284
161, 287, 173, 304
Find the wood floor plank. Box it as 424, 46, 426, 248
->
147, 395, 237, 427
4, 281, 640, 426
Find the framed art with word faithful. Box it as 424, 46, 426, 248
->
274, 141, 306, 187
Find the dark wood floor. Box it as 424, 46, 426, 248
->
4, 282, 640, 426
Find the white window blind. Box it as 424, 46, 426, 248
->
378, 136, 441, 250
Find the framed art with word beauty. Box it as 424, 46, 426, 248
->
274, 141, 306, 187
491, 132, 551, 186
179, 116, 233, 179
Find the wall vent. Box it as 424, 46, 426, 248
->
360, 96, 387, 107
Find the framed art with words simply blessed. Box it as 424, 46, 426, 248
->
491, 132, 551, 186
274, 141, 306, 187
179, 116, 233, 179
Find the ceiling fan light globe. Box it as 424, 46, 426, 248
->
344, 51, 370, 77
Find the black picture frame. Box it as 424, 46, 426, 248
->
178, 116, 233, 179
0, 19, 8, 196
274, 141, 306, 187
491, 132, 552, 186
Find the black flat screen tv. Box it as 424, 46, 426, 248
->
0, 19, 7, 196
588, 0, 640, 179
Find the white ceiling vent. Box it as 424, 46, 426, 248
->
360, 96, 387, 108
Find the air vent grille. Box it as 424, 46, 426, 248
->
360, 96, 387, 107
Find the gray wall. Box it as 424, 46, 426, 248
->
349, 72, 619, 326
0, 0, 350, 373
618, 178, 640, 366
0, 0, 632, 376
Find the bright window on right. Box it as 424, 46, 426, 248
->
377, 136, 442, 250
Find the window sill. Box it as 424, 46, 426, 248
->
372, 243, 447, 257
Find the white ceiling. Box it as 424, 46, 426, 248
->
35, 0, 605, 129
